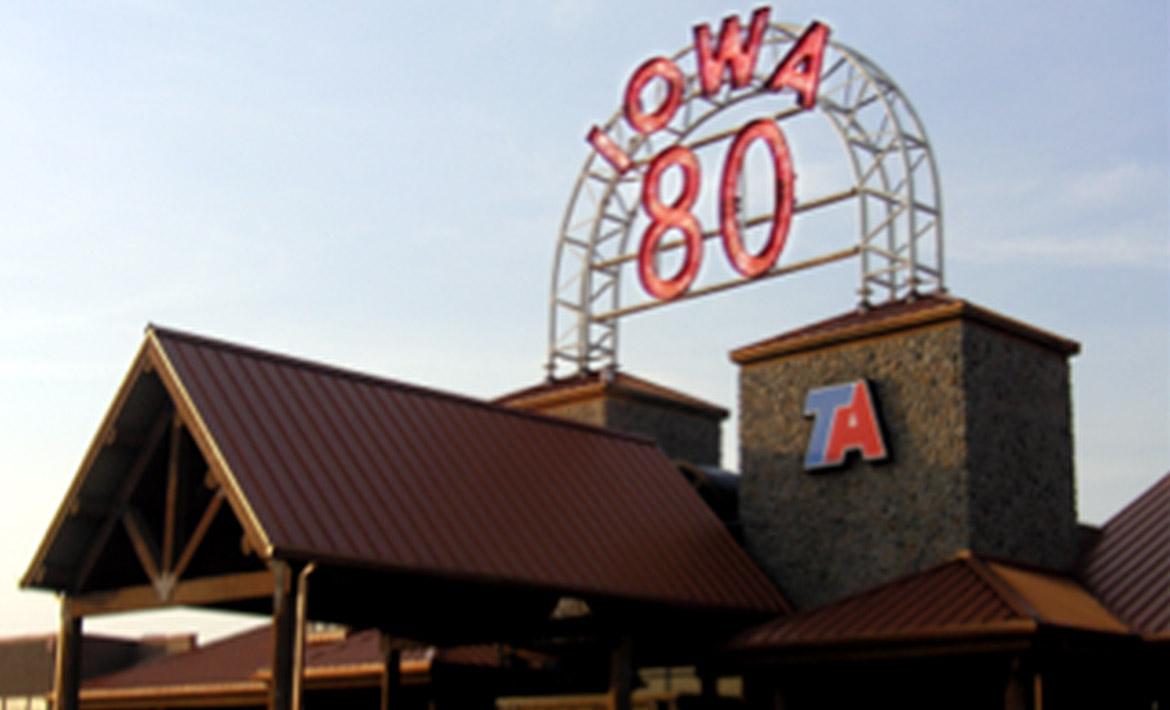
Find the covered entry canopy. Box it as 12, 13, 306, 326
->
23, 326, 783, 656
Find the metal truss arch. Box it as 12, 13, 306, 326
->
548, 20, 944, 378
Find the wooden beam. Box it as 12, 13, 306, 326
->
67, 496, 112, 520
74, 409, 172, 592
54, 600, 82, 710
122, 507, 162, 587
162, 418, 183, 574
607, 636, 632, 710
69, 569, 273, 617
146, 338, 272, 560
1003, 656, 1036, 710
379, 634, 401, 710
271, 561, 297, 710
171, 488, 225, 583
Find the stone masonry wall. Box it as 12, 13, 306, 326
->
739, 322, 971, 608
962, 322, 1078, 569
739, 316, 1079, 610
538, 395, 721, 467
605, 397, 722, 467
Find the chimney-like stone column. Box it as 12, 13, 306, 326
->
496, 371, 728, 468
732, 296, 1080, 609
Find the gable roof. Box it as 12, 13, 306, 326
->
25, 326, 784, 617
1080, 471, 1170, 637
730, 551, 1127, 654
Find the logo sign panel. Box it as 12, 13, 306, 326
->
803, 379, 888, 471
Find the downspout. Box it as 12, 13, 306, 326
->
292, 562, 316, 710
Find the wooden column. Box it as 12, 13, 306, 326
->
1004, 657, 1039, 710
742, 674, 780, 710
699, 666, 718, 706
270, 562, 297, 710
607, 636, 632, 710
53, 600, 81, 710
379, 633, 401, 710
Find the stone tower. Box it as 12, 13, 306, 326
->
731, 295, 1080, 609
495, 370, 727, 467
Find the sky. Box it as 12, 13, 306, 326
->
1, 1, 1166, 643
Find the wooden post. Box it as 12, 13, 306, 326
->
379, 632, 401, 710
607, 636, 632, 710
53, 600, 81, 710
742, 674, 779, 710
270, 562, 297, 710
699, 666, 718, 706
1004, 657, 1035, 710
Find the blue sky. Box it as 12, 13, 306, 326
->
1, 1, 1166, 641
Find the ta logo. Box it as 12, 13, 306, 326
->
803, 380, 889, 471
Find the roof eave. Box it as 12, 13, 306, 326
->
20, 337, 155, 591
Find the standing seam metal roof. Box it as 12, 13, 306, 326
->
151, 326, 784, 614
730, 552, 1127, 651
1080, 471, 1170, 636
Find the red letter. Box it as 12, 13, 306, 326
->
767, 21, 830, 109
693, 7, 770, 96
638, 146, 703, 300
623, 57, 684, 135
719, 119, 795, 277
825, 381, 888, 464
586, 126, 633, 173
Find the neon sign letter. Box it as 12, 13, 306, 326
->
584, 8, 832, 301
767, 21, 831, 109
693, 7, 770, 96
639, 146, 703, 299
623, 57, 685, 135
803, 380, 888, 471
719, 119, 795, 277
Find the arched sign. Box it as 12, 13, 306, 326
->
547, 6, 944, 377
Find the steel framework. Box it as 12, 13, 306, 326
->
547, 22, 944, 378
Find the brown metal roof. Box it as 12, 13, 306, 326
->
84, 625, 503, 696
730, 552, 1127, 653
729, 294, 1080, 364
85, 625, 272, 690
147, 326, 782, 614
1080, 471, 1170, 636
495, 370, 729, 418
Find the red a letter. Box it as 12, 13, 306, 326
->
825, 381, 887, 464
767, 21, 830, 109
693, 7, 770, 97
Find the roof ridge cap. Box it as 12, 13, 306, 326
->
147, 325, 662, 449
961, 554, 1040, 622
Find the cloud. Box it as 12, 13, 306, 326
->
946, 158, 1168, 268
1065, 161, 1166, 210
955, 232, 1169, 268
